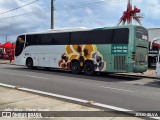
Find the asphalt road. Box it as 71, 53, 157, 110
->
0, 64, 160, 111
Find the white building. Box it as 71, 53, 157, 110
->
148, 28, 160, 44
148, 28, 160, 67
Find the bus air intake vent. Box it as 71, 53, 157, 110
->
114, 56, 126, 70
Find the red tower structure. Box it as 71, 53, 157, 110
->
117, 0, 143, 25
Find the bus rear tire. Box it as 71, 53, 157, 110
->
45, 67, 50, 70
26, 58, 34, 69
71, 61, 81, 74
84, 62, 95, 76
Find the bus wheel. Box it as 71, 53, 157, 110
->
84, 62, 95, 76
45, 67, 50, 71
71, 61, 81, 74
26, 58, 34, 69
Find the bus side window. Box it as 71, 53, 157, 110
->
25, 35, 31, 47
52, 33, 70, 45
26, 35, 35, 46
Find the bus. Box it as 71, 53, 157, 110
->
157, 48, 160, 77
15, 25, 149, 75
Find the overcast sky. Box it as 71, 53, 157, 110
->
0, 0, 160, 43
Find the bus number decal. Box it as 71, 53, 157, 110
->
112, 45, 128, 54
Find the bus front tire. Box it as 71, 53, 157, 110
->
71, 61, 81, 74
84, 62, 95, 76
26, 58, 34, 69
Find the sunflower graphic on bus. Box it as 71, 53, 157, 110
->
58, 45, 106, 72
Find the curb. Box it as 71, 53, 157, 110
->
0, 62, 15, 65
115, 74, 159, 80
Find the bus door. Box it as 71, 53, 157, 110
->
156, 48, 160, 77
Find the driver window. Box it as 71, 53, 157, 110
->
17, 37, 25, 43
15, 35, 25, 56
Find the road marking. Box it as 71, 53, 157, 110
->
0, 83, 131, 112
0, 83, 159, 120
100, 86, 135, 93
0, 83, 15, 88
0, 71, 48, 80
26, 75, 48, 80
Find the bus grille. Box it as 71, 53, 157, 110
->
114, 56, 126, 70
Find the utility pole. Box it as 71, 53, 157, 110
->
6, 35, 8, 42
51, 0, 54, 29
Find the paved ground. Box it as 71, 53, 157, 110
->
0, 60, 13, 64
118, 68, 157, 78
0, 86, 143, 120
0, 64, 160, 111
0, 61, 159, 120
0, 59, 158, 78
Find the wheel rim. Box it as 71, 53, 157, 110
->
27, 60, 33, 68
73, 64, 78, 72
86, 64, 93, 72
71, 62, 81, 74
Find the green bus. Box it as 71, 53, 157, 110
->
15, 25, 149, 75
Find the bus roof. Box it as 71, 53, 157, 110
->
21, 25, 142, 36
23, 27, 91, 36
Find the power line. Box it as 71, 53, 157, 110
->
0, 0, 39, 15
51, 0, 126, 11
55, 0, 126, 7
38, 0, 126, 11
56, 0, 104, 6
0, 0, 126, 21
0, 11, 39, 20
